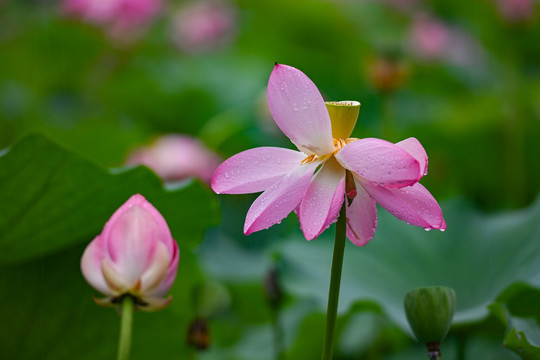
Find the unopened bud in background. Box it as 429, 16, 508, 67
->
187, 317, 211, 351
126, 134, 221, 184
404, 286, 456, 359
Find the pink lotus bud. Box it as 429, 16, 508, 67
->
81, 194, 179, 311
171, 1, 237, 53
126, 135, 221, 184
497, 0, 534, 22
62, 0, 162, 39
410, 15, 451, 59
409, 15, 484, 68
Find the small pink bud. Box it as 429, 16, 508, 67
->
497, 0, 534, 22
126, 135, 221, 184
410, 15, 450, 59
170, 1, 237, 54
81, 194, 179, 311
62, 0, 162, 40
409, 15, 484, 68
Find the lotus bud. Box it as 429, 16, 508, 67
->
497, 0, 534, 23
404, 286, 456, 359
366, 56, 409, 94
171, 1, 237, 54
187, 317, 211, 351
81, 194, 180, 311
62, 0, 162, 40
126, 134, 221, 184
263, 267, 283, 309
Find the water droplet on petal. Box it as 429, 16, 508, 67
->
424, 227, 432, 232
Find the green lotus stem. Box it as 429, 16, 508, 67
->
457, 336, 466, 360
117, 295, 135, 360
271, 307, 285, 360
321, 202, 347, 360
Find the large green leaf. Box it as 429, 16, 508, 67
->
504, 321, 540, 360
198, 197, 540, 358
276, 197, 540, 331
0, 243, 205, 360
0, 133, 220, 264
0, 133, 220, 359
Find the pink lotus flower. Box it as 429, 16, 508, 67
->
126, 135, 221, 184
409, 15, 484, 68
63, 0, 162, 38
211, 64, 445, 246
496, 0, 534, 22
171, 1, 236, 54
410, 15, 450, 59
81, 194, 179, 311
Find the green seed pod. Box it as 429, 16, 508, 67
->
404, 286, 456, 345
186, 317, 211, 351
325, 101, 361, 139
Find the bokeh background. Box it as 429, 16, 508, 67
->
0, 0, 539, 359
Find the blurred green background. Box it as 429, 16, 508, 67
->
0, 0, 539, 359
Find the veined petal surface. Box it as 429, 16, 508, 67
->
362, 181, 446, 230
140, 241, 172, 295
100, 194, 175, 286
336, 138, 420, 188
267, 64, 334, 155
104, 205, 161, 285
345, 183, 377, 246
298, 158, 345, 240
212, 147, 305, 194
80, 236, 112, 296
396, 137, 428, 178
150, 240, 180, 297
244, 161, 320, 235
81, 194, 178, 310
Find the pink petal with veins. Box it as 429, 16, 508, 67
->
244, 162, 319, 235
345, 184, 377, 246
267, 64, 334, 155
104, 205, 160, 286
151, 240, 179, 297
362, 181, 445, 230
139, 241, 172, 295
81, 236, 112, 296
335, 138, 420, 188
298, 158, 345, 240
212, 147, 305, 194
81, 194, 179, 311
395, 137, 428, 178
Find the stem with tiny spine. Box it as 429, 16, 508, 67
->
321, 202, 347, 360
117, 295, 135, 360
